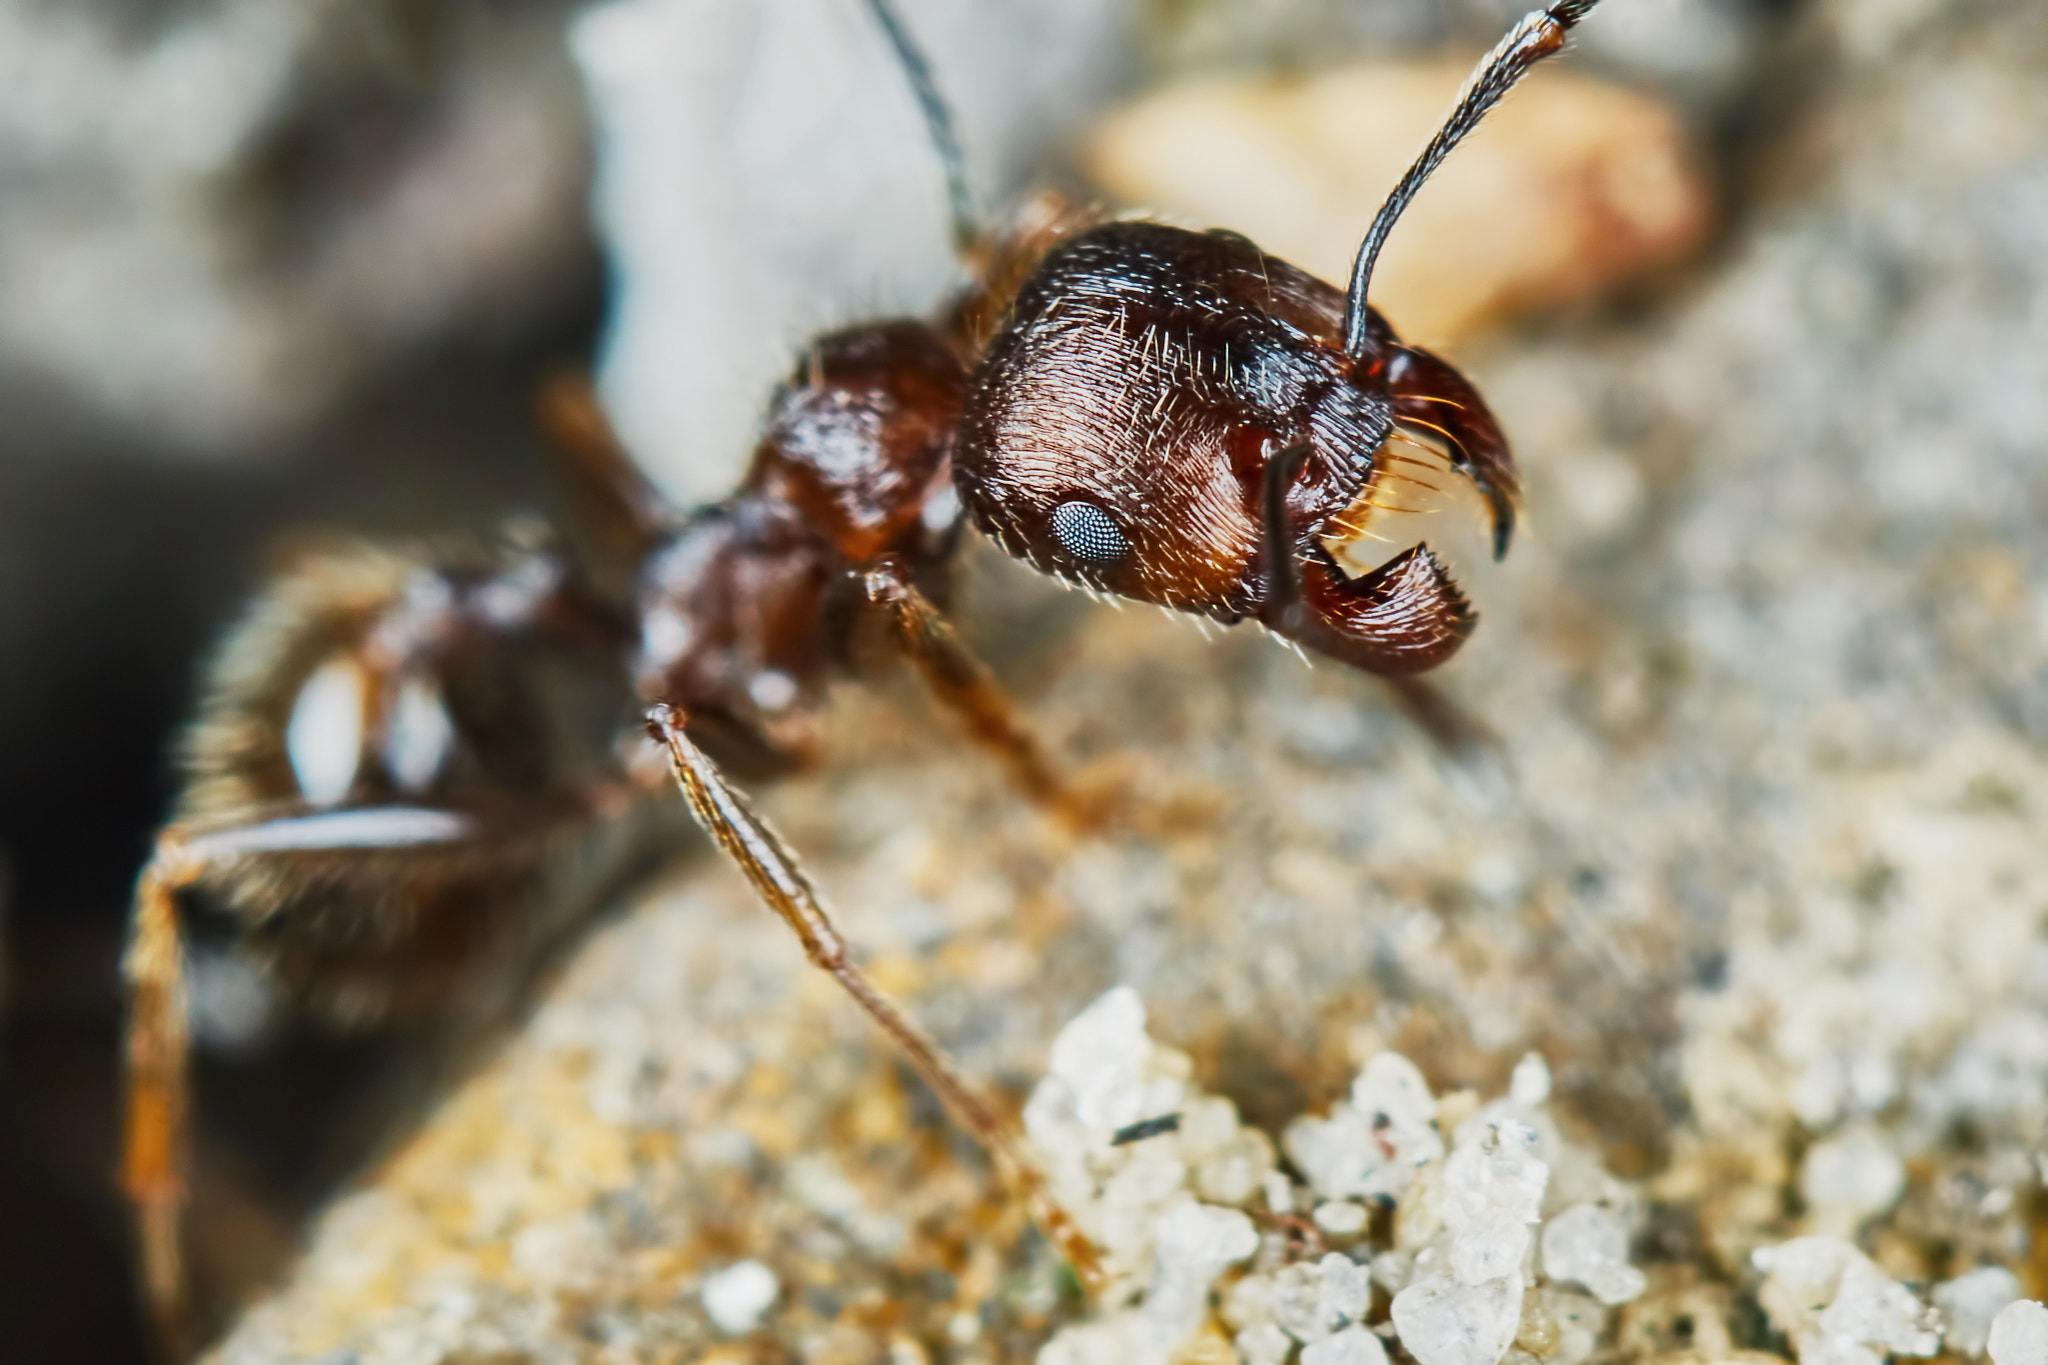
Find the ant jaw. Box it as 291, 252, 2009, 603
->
1282, 542, 1478, 676
1315, 424, 1507, 614
1384, 343, 1519, 561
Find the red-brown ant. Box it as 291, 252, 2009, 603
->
122, 0, 1602, 1353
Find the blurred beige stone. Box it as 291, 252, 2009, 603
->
1083, 61, 1710, 346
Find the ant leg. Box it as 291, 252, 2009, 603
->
120, 804, 503, 1359
1381, 675, 1502, 762
124, 838, 200, 1363
857, 555, 1081, 818
535, 371, 671, 587
643, 704, 1105, 1290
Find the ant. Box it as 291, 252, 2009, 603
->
121, 0, 1601, 1354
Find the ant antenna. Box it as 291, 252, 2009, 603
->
864, 0, 980, 257
1343, 0, 1602, 359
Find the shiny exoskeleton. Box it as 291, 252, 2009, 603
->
122, 0, 1603, 1354
960, 220, 1516, 674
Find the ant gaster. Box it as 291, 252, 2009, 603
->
123, 0, 1602, 1352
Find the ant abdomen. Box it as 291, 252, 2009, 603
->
171, 543, 635, 1024
956, 220, 1511, 673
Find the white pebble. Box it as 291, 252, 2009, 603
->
1320, 1253, 1372, 1326
1755, 1236, 1861, 1333
1800, 1125, 1906, 1227
1305, 1325, 1394, 1365
1314, 1201, 1371, 1237
1236, 1322, 1294, 1365
702, 1259, 778, 1334
1144, 1201, 1259, 1346
1393, 1273, 1524, 1365
1540, 1204, 1647, 1306
1533, 1288, 1606, 1365
1286, 1054, 1444, 1202
1443, 1120, 1549, 1285
1990, 1301, 2048, 1365
1270, 1255, 1373, 1343
1354, 1053, 1448, 1174
1510, 1053, 1552, 1107
1036, 1310, 1150, 1365
1817, 1255, 1940, 1362
1046, 985, 1155, 1130
1373, 1249, 1417, 1294
1756, 1240, 1940, 1365
1286, 1107, 1384, 1201
1197, 1128, 1277, 1206
1936, 1268, 2023, 1356
1275, 1262, 1337, 1342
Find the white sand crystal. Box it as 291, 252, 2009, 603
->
1989, 1301, 2048, 1365
1027, 989, 1650, 1365
1541, 1203, 1647, 1306
1754, 1237, 1940, 1365
1936, 1268, 2023, 1356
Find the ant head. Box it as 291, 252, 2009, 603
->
956, 0, 1601, 675
956, 221, 1503, 674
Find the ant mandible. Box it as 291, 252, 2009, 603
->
121, 0, 1601, 1353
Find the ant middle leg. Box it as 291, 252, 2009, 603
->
643, 703, 1104, 1290
856, 555, 1078, 815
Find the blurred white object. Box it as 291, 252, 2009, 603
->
570, 0, 1137, 503
1990, 1301, 2048, 1365
1938, 1269, 2023, 1358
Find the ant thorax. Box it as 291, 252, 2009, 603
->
632, 319, 966, 769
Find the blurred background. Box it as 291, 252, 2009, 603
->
3, 0, 2043, 1360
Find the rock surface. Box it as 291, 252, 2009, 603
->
209, 0, 2048, 1361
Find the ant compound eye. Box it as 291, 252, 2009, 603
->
1051, 499, 1130, 568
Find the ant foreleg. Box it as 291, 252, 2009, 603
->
643, 703, 1105, 1291
857, 556, 1085, 820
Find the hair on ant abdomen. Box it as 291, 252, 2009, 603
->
122, 0, 1605, 1354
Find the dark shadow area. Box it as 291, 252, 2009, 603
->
0, 270, 605, 1362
